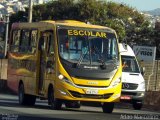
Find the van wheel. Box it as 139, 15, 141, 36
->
133, 101, 143, 110
48, 87, 62, 110
102, 102, 114, 113
18, 83, 28, 105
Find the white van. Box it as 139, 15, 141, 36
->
119, 43, 145, 110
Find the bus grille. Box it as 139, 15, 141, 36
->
122, 83, 138, 90
69, 90, 113, 99
75, 84, 108, 88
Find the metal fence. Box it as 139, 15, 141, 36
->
142, 60, 160, 91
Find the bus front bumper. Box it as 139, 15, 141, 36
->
54, 82, 122, 103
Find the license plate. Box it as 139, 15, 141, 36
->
120, 96, 131, 100
86, 89, 98, 94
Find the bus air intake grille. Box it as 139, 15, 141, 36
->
75, 84, 108, 88
122, 83, 138, 90
74, 76, 110, 80
69, 90, 113, 99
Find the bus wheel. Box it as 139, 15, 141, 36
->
26, 95, 36, 106
18, 83, 28, 105
102, 102, 114, 113
48, 87, 62, 110
65, 101, 81, 108
133, 101, 143, 110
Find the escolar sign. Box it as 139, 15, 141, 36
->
68, 30, 107, 38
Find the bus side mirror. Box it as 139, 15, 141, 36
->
141, 67, 145, 76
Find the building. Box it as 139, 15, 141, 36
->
0, 0, 50, 19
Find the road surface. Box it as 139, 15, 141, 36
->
0, 94, 160, 120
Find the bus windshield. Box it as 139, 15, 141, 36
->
58, 26, 119, 66
122, 55, 140, 73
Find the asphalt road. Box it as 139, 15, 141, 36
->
0, 94, 160, 120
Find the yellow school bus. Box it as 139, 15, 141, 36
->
7, 20, 122, 113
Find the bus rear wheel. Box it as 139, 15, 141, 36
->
19, 83, 27, 105
27, 95, 36, 106
48, 87, 62, 110
102, 102, 114, 113
18, 83, 36, 106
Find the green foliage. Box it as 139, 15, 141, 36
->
10, 0, 152, 44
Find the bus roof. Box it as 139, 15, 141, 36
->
12, 20, 116, 33
54, 20, 115, 31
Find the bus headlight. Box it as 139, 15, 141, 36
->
110, 77, 121, 87
58, 74, 74, 86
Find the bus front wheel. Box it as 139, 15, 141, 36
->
102, 102, 114, 113
65, 101, 81, 108
48, 87, 62, 110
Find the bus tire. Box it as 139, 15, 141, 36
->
65, 101, 81, 108
18, 83, 28, 105
48, 87, 62, 110
133, 101, 143, 110
26, 95, 36, 106
102, 102, 114, 113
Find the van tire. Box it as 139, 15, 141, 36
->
102, 102, 114, 113
133, 101, 143, 110
48, 87, 62, 110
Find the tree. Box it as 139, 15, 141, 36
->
9, 0, 151, 44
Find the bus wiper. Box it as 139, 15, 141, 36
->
93, 47, 106, 69
98, 58, 106, 70
74, 47, 88, 68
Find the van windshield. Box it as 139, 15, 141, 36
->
121, 55, 140, 73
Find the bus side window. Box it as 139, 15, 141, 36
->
48, 33, 54, 55
46, 31, 55, 69
11, 30, 20, 52
19, 30, 30, 53
38, 33, 45, 51
30, 30, 37, 54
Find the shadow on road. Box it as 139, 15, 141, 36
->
0, 115, 76, 120
0, 95, 159, 117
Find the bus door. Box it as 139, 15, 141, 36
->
38, 30, 55, 95
38, 31, 47, 95
45, 31, 56, 86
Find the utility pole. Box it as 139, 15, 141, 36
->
28, 0, 33, 23
4, 14, 9, 58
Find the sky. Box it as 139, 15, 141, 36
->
105, 0, 160, 11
